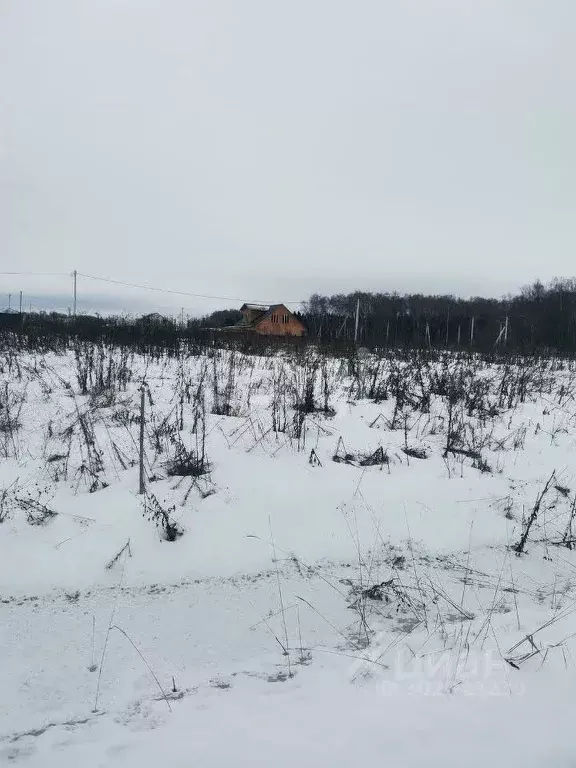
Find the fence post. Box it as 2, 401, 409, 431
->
139, 385, 146, 495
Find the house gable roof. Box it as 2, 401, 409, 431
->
235, 303, 300, 330
253, 304, 286, 326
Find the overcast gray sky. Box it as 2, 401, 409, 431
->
1, 0, 575, 315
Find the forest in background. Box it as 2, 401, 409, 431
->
303, 278, 576, 351
1, 278, 576, 354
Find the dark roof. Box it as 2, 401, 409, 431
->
139, 312, 169, 323
240, 303, 270, 312
234, 315, 260, 328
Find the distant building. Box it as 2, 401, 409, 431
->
137, 312, 170, 326
225, 303, 305, 337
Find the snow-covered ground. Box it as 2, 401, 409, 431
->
2, 345, 576, 766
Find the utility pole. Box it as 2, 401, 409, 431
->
19, 291, 22, 314
470, 316, 475, 345
8, 294, 11, 312
504, 315, 509, 345
72, 270, 77, 319
354, 298, 360, 345
139, 385, 146, 495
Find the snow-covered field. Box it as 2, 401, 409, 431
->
2, 344, 576, 766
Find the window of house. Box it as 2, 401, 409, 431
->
283, 314, 289, 323
271, 314, 278, 323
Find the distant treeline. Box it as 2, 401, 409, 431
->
1, 278, 576, 355
0, 311, 224, 354
303, 278, 576, 353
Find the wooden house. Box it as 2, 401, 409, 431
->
230, 303, 305, 337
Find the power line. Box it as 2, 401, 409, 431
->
1, 269, 306, 308
76, 272, 305, 306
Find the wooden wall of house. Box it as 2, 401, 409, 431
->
256, 306, 305, 337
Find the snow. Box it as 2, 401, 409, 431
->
8, 663, 576, 768
2, 347, 576, 765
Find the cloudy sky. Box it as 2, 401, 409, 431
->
1, 0, 575, 316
